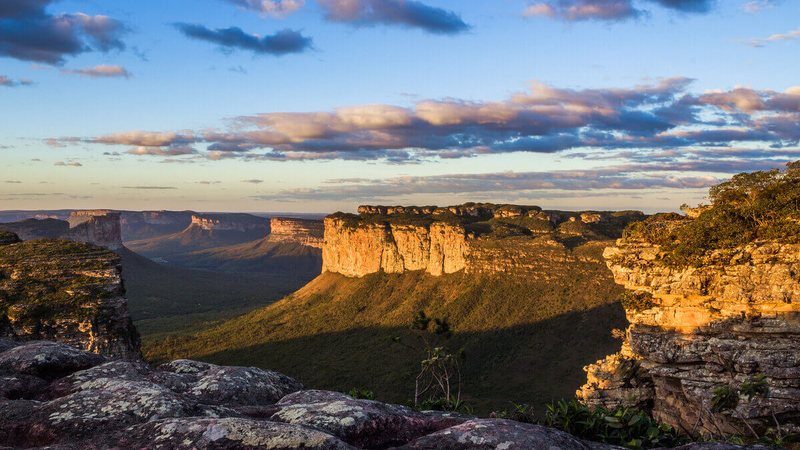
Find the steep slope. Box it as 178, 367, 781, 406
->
126, 213, 269, 260
0, 234, 140, 359
580, 164, 800, 438
145, 236, 628, 413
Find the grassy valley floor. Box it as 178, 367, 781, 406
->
144, 241, 627, 414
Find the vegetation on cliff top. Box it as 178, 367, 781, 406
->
625, 161, 800, 266
0, 239, 119, 324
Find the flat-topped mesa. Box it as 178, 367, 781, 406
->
269, 218, 324, 249
323, 204, 645, 278
0, 234, 140, 359
578, 215, 800, 437
190, 213, 269, 233
64, 212, 124, 250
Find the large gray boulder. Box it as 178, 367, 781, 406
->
271, 390, 464, 448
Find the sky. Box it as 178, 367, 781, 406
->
0, 0, 798, 213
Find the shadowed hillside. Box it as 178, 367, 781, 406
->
117, 248, 315, 338
166, 237, 322, 274
145, 240, 627, 413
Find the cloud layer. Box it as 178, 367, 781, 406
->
523, 0, 713, 21
176, 23, 313, 55
72, 78, 800, 168
0, 0, 127, 64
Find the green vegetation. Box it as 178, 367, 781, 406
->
543, 399, 684, 449
626, 162, 800, 266
710, 373, 797, 447
142, 240, 627, 414
119, 248, 313, 338
620, 291, 655, 313
393, 311, 466, 411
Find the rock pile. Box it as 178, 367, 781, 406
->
0, 339, 632, 449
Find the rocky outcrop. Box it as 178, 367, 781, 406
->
0, 339, 631, 449
322, 205, 644, 278
64, 212, 124, 250
578, 226, 800, 437
191, 213, 269, 233
0, 237, 140, 359
269, 217, 324, 249
322, 217, 469, 277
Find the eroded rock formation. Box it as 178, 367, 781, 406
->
578, 222, 800, 437
269, 217, 324, 248
0, 339, 629, 449
65, 212, 124, 250
0, 234, 140, 359
322, 205, 644, 277
191, 213, 269, 233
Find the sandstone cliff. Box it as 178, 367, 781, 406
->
191, 213, 269, 233
269, 217, 324, 248
64, 212, 124, 250
0, 233, 140, 359
578, 219, 800, 437
322, 205, 643, 277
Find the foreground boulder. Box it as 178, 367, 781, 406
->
400, 418, 611, 449
0, 339, 772, 449
271, 390, 463, 448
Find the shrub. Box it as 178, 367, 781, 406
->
622, 161, 800, 267
543, 399, 684, 449
620, 291, 655, 313
348, 388, 376, 400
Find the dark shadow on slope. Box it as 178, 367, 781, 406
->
162, 303, 626, 415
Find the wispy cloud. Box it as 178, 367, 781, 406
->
523, 0, 713, 22
62, 64, 131, 78
242, 179, 265, 184
122, 186, 178, 190
747, 28, 800, 47
223, 0, 305, 17
0, 75, 33, 87
175, 24, 312, 56
742, 0, 776, 13
54, 161, 83, 167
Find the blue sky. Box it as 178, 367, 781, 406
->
1, 0, 798, 213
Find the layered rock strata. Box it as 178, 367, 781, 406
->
65, 212, 124, 250
0, 235, 140, 359
578, 230, 800, 437
269, 217, 324, 248
191, 213, 269, 233
322, 205, 644, 278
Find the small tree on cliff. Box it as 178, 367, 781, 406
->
393, 310, 465, 411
